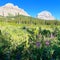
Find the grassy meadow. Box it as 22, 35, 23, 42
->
0, 15, 60, 60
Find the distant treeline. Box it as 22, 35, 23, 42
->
0, 15, 60, 25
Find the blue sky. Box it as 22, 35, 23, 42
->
0, 0, 60, 20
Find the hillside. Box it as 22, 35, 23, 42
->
0, 15, 60, 25
0, 1, 60, 60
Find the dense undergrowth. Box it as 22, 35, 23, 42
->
0, 15, 60, 60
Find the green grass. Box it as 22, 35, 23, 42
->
0, 15, 60, 60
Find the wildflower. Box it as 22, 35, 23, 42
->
36, 42, 40, 47
45, 41, 50, 46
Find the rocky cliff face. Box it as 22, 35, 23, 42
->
37, 11, 55, 20
0, 3, 29, 16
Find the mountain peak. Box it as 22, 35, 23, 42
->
0, 3, 29, 16
4, 3, 19, 9
37, 10, 55, 20
5, 3, 14, 7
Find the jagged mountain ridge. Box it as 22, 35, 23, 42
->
0, 3, 55, 20
0, 3, 29, 16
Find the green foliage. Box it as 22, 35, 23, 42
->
0, 15, 60, 25
0, 15, 60, 60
